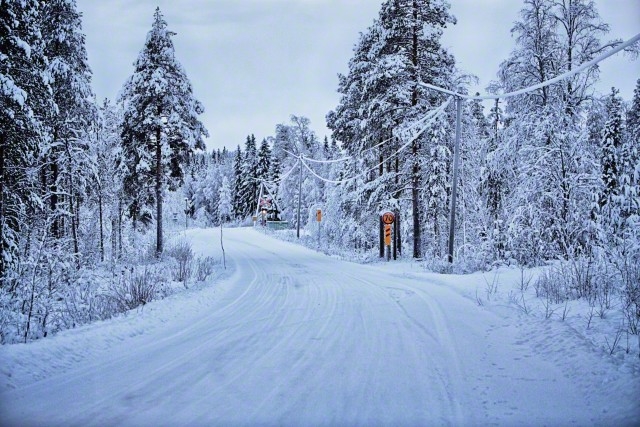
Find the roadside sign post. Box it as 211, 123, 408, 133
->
380, 211, 396, 261
316, 209, 322, 246
384, 224, 392, 261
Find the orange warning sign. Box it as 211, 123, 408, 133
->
384, 224, 392, 246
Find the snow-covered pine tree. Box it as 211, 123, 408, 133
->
0, 0, 53, 282
328, 0, 456, 258
598, 88, 624, 236
239, 134, 258, 218
621, 79, 640, 225
422, 114, 451, 259
628, 79, 640, 144
232, 145, 243, 219
40, 0, 96, 264
256, 138, 271, 184
119, 7, 207, 256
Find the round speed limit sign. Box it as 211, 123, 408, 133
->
382, 212, 395, 224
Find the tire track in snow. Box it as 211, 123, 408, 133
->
336, 268, 467, 426
1, 228, 473, 426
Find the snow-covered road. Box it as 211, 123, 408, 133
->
1, 227, 638, 426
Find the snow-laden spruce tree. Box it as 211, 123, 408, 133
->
328, 0, 456, 258
119, 7, 207, 256
0, 0, 53, 283
256, 138, 272, 186
598, 88, 624, 238
232, 145, 243, 219
40, 0, 96, 266
239, 135, 258, 218
621, 79, 640, 226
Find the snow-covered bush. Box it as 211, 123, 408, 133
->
105, 267, 165, 314
195, 256, 217, 282
166, 239, 194, 285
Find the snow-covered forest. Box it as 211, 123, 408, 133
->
1, 0, 639, 355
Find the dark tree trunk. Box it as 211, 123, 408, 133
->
118, 197, 123, 259
395, 208, 401, 256
379, 215, 384, 258
111, 216, 117, 266
98, 191, 104, 263
0, 134, 5, 282
66, 142, 80, 269
410, 0, 421, 258
51, 159, 59, 239
412, 157, 421, 258
69, 191, 79, 268
155, 127, 163, 256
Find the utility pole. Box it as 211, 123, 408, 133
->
448, 97, 462, 263
296, 158, 302, 238
184, 197, 189, 231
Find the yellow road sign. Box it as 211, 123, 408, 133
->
384, 224, 392, 246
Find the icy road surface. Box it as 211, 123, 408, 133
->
1, 227, 638, 426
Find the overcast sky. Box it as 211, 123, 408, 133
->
76, 0, 639, 151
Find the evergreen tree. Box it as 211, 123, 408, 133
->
627, 79, 640, 145
41, 0, 96, 262
619, 82, 640, 225
598, 88, 624, 232
270, 151, 282, 184
232, 145, 243, 218
256, 138, 272, 182
619, 79, 640, 244
0, 0, 53, 281
239, 134, 258, 217
119, 7, 207, 255
328, 0, 456, 258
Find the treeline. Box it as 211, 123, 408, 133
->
1, 2, 207, 343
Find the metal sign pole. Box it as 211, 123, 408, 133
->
379, 215, 384, 258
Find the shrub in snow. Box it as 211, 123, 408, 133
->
195, 256, 217, 282
166, 240, 194, 285
106, 267, 163, 313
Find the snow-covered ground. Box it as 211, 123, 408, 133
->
1, 227, 638, 426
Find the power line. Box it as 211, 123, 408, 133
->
297, 97, 452, 185
302, 109, 443, 165
420, 32, 640, 100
